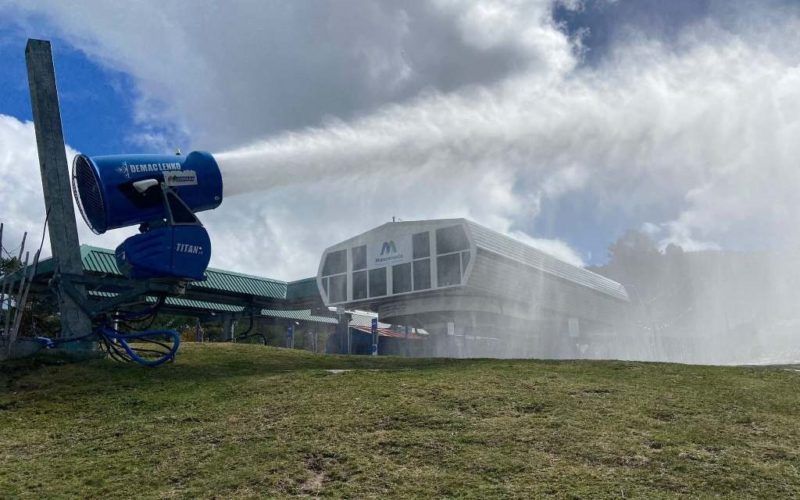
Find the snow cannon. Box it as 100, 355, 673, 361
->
71, 152, 223, 281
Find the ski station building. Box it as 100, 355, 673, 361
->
317, 219, 631, 358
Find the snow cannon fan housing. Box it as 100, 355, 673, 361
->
72, 151, 223, 281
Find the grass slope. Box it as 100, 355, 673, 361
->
1, 344, 799, 498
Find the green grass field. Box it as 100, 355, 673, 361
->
1, 344, 799, 498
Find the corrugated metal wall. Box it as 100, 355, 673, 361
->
466, 221, 628, 301
466, 249, 625, 324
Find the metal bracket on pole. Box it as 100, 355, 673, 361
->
25, 39, 92, 342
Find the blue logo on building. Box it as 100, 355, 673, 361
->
380, 241, 397, 255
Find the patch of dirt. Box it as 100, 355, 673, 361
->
645, 440, 664, 450
581, 388, 614, 395
515, 403, 546, 414
649, 409, 676, 422
300, 452, 340, 495
300, 470, 325, 496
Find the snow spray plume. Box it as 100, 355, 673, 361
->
214, 15, 800, 364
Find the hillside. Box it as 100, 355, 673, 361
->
1, 345, 798, 498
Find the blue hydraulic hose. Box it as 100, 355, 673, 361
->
33, 331, 96, 349
96, 325, 180, 367
33, 324, 180, 367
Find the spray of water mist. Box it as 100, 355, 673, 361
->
217, 27, 800, 254
210, 14, 800, 364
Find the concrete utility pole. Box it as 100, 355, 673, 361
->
371, 317, 378, 356
336, 309, 350, 354
25, 39, 92, 340
221, 316, 236, 341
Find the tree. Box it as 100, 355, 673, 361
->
596, 230, 696, 343
1, 256, 22, 276
602, 229, 662, 301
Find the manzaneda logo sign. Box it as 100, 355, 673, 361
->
368, 236, 412, 269
374, 239, 404, 265
380, 240, 397, 255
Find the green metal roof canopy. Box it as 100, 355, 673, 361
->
78, 246, 287, 298
9, 245, 335, 324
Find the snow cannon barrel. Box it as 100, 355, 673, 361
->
71, 151, 223, 234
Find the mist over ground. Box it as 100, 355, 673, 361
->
1, 1, 799, 363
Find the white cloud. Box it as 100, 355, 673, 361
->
0, 115, 49, 258
5, 1, 540, 150
0, 114, 124, 260
432, 0, 575, 73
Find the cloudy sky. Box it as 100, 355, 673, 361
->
1, 0, 799, 280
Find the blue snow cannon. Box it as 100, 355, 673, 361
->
72, 151, 223, 281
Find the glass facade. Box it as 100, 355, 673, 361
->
437, 253, 461, 287
323, 224, 472, 303
435, 225, 469, 254
322, 248, 348, 303
369, 267, 387, 297
392, 262, 412, 294
434, 225, 470, 287
413, 231, 430, 259
329, 274, 347, 303
413, 259, 431, 290
352, 245, 367, 271
353, 270, 367, 300
322, 249, 346, 276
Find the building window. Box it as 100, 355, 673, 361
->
436, 225, 469, 254
353, 270, 367, 300
369, 267, 387, 297
352, 245, 367, 271
392, 262, 412, 294
329, 274, 347, 303
437, 253, 461, 287
413, 259, 431, 290
322, 249, 347, 276
461, 250, 470, 274
413, 232, 430, 259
